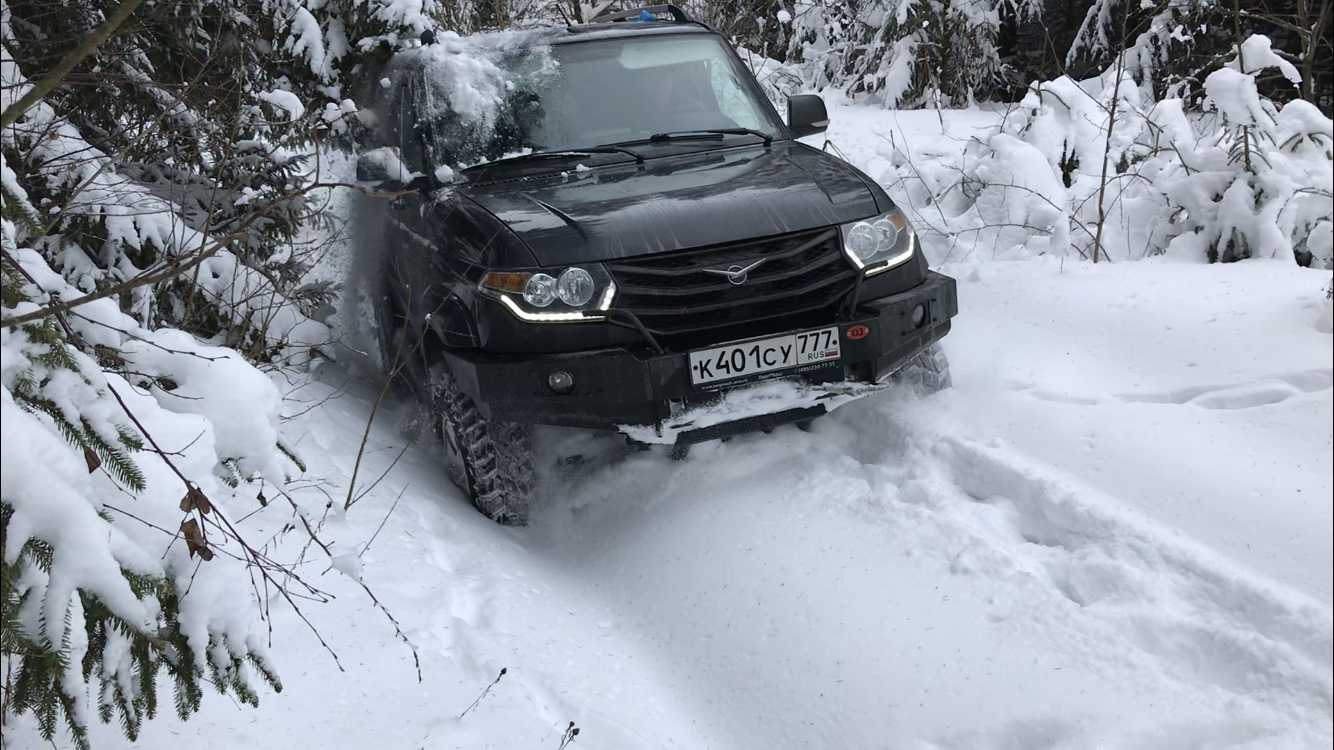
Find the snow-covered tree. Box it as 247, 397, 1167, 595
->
767, 0, 1329, 115
784, 0, 861, 92
782, 0, 1039, 107
1, 0, 463, 745
1066, 0, 1332, 112
1, 0, 337, 362
709, 0, 791, 61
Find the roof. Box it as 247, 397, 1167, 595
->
547, 22, 714, 45
543, 3, 712, 44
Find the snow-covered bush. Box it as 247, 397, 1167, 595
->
877, 35, 1333, 267
1180, 36, 1333, 264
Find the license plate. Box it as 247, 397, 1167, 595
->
689, 327, 841, 386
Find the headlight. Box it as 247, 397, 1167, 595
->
839, 209, 916, 276
556, 267, 595, 306
523, 273, 557, 307
479, 265, 616, 322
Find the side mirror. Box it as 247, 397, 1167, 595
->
787, 94, 829, 139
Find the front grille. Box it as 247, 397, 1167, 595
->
605, 228, 854, 349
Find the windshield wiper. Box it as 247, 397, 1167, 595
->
464, 146, 644, 171
618, 128, 776, 147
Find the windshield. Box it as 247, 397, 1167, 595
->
532, 35, 784, 151
396, 32, 785, 174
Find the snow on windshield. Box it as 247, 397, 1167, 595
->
390, 30, 558, 170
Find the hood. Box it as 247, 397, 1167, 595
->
457, 143, 883, 266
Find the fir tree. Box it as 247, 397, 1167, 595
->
2, 1, 446, 745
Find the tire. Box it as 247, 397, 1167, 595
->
892, 343, 953, 394
431, 367, 535, 525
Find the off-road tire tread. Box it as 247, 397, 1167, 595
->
893, 343, 952, 394
432, 370, 535, 525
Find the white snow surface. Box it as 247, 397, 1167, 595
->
33, 107, 1329, 749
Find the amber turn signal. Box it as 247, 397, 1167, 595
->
479, 271, 531, 294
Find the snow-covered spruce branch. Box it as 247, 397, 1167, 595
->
2, 254, 284, 746
0, 181, 407, 331
1, 240, 426, 746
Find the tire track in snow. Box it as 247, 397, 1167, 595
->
1016, 368, 1334, 411
527, 393, 1334, 748
932, 433, 1333, 717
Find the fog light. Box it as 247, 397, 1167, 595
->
911, 303, 927, 328
547, 370, 575, 394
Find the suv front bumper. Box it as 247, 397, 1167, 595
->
444, 272, 957, 443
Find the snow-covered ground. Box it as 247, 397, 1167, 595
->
70, 106, 1333, 750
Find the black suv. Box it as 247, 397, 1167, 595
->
356, 5, 958, 524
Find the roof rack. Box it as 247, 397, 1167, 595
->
591, 4, 695, 24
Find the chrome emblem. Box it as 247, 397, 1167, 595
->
702, 258, 767, 286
